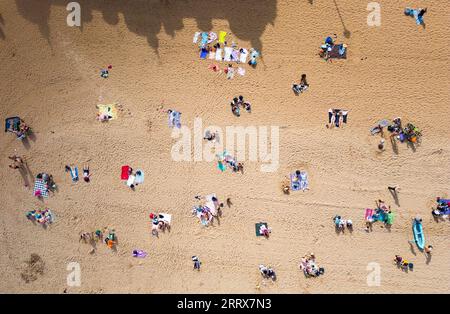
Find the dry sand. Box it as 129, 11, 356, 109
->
0, 0, 449, 293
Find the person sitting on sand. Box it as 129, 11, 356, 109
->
8, 154, 24, 170
231, 102, 240, 117
394, 255, 403, 265
243, 102, 251, 113
424, 245, 433, 256
293, 74, 309, 94
192, 256, 201, 271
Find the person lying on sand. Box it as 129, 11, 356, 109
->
83, 164, 91, 183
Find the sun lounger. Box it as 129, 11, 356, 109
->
121, 165, 130, 180
135, 170, 144, 184
218, 31, 227, 44
33, 179, 49, 198
255, 222, 268, 236
328, 44, 347, 59
224, 47, 233, 62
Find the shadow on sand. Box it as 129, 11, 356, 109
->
15, 0, 277, 54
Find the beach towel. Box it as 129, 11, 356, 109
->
5, 117, 21, 133
193, 32, 200, 44
386, 212, 394, 225
365, 208, 374, 221
217, 160, 226, 172
255, 222, 268, 236
237, 67, 245, 76
370, 119, 390, 135
132, 250, 148, 258
215, 48, 223, 61
231, 49, 239, 62
328, 44, 347, 59
224, 47, 233, 62
205, 194, 218, 216
207, 32, 217, 44
135, 170, 144, 184
218, 31, 227, 44
200, 48, 208, 59
168, 110, 181, 128
342, 111, 348, 124
33, 179, 49, 198
158, 213, 172, 225
290, 172, 301, 191
226, 67, 234, 80
209, 50, 215, 59
121, 165, 130, 180
200, 32, 208, 46
127, 175, 136, 187
97, 104, 118, 120
70, 166, 79, 182
299, 171, 309, 191
239, 49, 248, 63
373, 209, 387, 222
438, 198, 450, 205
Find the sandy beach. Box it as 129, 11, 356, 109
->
0, 0, 449, 293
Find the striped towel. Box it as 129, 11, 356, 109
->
33, 179, 49, 198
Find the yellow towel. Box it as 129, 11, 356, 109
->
97, 104, 118, 120
218, 31, 227, 44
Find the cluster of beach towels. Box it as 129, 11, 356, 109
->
26, 208, 54, 226
194, 31, 260, 79
365, 207, 394, 226
370, 117, 421, 144
290, 170, 309, 191
150, 212, 172, 236
121, 165, 144, 189
192, 194, 221, 227
299, 254, 325, 278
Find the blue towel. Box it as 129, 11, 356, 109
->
71, 167, 79, 182
200, 48, 208, 59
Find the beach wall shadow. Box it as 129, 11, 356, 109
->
0, 14, 5, 40
15, 0, 277, 54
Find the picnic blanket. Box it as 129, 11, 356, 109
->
5, 117, 21, 132
328, 44, 347, 59
33, 179, 49, 198
218, 31, 227, 44
135, 170, 144, 184
97, 104, 118, 120
121, 165, 130, 180
255, 222, 268, 236
224, 47, 233, 62
168, 110, 181, 128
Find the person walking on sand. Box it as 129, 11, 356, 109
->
424, 245, 433, 256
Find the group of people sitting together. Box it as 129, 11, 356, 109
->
35, 172, 56, 192
192, 194, 223, 227
292, 74, 309, 95
394, 255, 414, 271
150, 212, 171, 237
259, 264, 276, 280
5, 117, 31, 140
318, 34, 347, 62
299, 253, 325, 278
327, 108, 349, 128
26, 208, 54, 226
100, 65, 112, 78
431, 197, 450, 219
230, 95, 251, 117
217, 151, 244, 173
333, 215, 353, 233
365, 200, 394, 232
80, 228, 117, 250
386, 117, 421, 144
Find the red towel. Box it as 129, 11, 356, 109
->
121, 165, 130, 180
